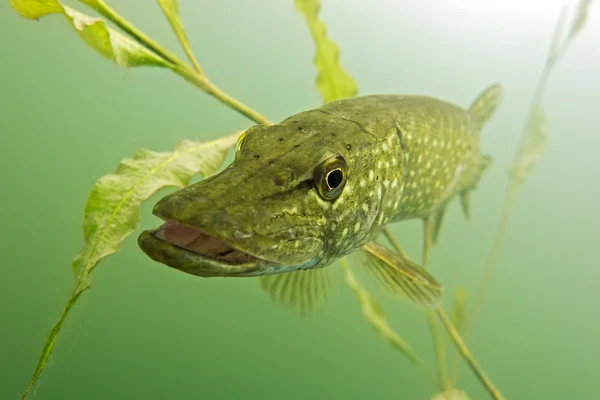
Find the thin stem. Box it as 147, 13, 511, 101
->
382, 227, 450, 391
83, 0, 272, 126
449, 187, 517, 383
339, 258, 438, 387
466, 182, 517, 329
545, 2, 570, 69
85, 0, 182, 65
383, 227, 407, 257
422, 218, 431, 268
427, 311, 450, 391
436, 308, 505, 400
156, 0, 204, 74
177, 34, 203, 75
453, 2, 573, 383
174, 65, 272, 125
467, 0, 569, 326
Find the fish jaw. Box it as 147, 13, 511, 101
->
137, 219, 323, 278
137, 170, 325, 277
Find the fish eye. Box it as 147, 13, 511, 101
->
327, 169, 343, 189
316, 156, 348, 200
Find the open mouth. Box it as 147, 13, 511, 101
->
151, 220, 261, 265
138, 214, 322, 277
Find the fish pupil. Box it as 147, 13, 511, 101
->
326, 169, 343, 189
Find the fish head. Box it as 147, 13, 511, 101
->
138, 110, 381, 277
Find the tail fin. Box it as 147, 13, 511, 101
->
468, 83, 503, 131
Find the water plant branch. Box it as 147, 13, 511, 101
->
428, 311, 450, 391
383, 227, 407, 257
436, 307, 504, 400
340, 258, 438, 387
467, 0, 591, 331
83, 0, 271, 125
449, 2, 590, 384
382, 227, 451, 391
157, 0, 204, 74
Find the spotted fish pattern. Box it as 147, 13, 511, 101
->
290, 88, 500, 267
258, 85, 501, 312
139, 84, 502, 314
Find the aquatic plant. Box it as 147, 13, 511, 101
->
9, 0, 593, 399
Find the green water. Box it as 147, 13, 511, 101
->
1, 1, 599, 399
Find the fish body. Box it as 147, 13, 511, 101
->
138, 84, 502, 311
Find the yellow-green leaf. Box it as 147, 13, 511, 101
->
9, 0, 63, 18
340, 259, 425, 369
431, 388, 471, 400
71, 133, 240, 280
511, 103, 548, 186
294, 0, 358, 103
9, 0, 170, 68
20, 132, 241, 399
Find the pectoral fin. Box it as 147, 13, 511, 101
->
258, 269, 331, 316
361, 242, 443, 308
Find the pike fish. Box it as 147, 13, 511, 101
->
138, 84, 502, 313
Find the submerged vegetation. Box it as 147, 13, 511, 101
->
9, 0, 593, 399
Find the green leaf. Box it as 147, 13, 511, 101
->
294, 0, 358, 103
511, 103, 548, 186
71, 132, 241, 280
340, 259, 425, 369
451, 287, 467, 335
20, 132, 241, 399
431, 388, 471, 400
9, 0, 170, 68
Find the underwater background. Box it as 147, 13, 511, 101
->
1, 0, 599, 399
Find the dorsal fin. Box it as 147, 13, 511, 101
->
468, 83, 503, 131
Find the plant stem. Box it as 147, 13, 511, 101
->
339, 258, 437, 387
450, 1, 573, 384
427, 311, 450, 391
383, 227, 407, 258
84, 0, 181, 65
466, 1, 568, 330
174, 65, 272, 125
436, 307, 505, 400
382, 227, 450, 391
156, 0, 204, 74
471, 2, 567, 314
83, 0, 272, 126
465, 182, 517, 330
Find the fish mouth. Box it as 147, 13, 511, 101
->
138, 219, 283, 278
